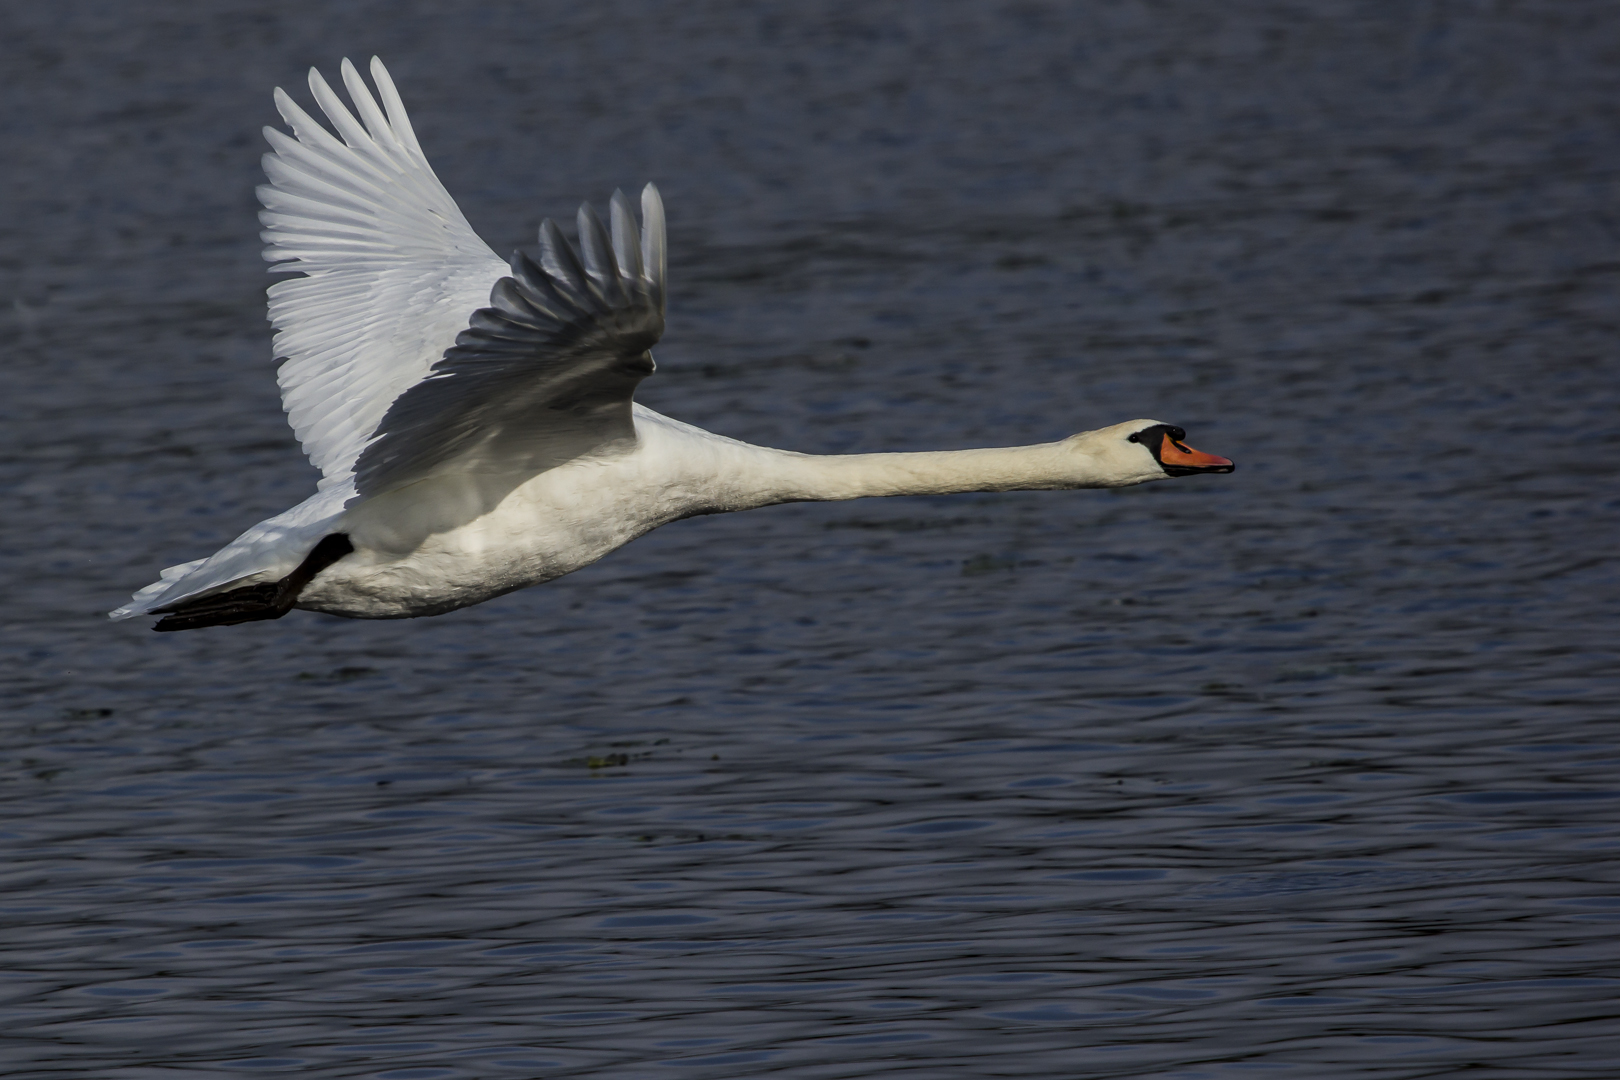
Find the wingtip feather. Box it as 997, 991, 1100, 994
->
640, 183, 667, 311
307, 63, 372, 152
368, 56, 424, 158
339, 57, 400, 152
609, 189, 643, 281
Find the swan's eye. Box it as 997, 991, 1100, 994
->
1127, 432, 1142, 444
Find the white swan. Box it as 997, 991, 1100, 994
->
110, 57, 1234, 632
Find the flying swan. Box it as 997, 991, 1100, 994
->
111, 57, 1234, 632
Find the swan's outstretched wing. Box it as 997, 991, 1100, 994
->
263, 56, 668, 499
260, 57, 509, 488
353, 184, 667, 497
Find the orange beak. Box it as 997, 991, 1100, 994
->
1159, 433, 1234, 475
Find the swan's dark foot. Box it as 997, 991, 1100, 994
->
152, 534, 354, 632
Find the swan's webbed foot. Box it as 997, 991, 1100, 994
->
152, 534, 354, 632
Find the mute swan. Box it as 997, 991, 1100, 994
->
110, 57, 1234, 632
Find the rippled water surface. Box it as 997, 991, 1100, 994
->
3, 2, 1619, 1076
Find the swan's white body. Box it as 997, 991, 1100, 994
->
111, 58, 1230, 629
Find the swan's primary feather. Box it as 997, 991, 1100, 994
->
261, 56, 508, 489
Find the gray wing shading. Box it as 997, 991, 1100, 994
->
353, 184, 668, 498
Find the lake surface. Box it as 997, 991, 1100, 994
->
3, 2, 1618, 1076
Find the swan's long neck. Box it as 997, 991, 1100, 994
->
689, 439, 1092, 515
769, 444, 1078, 500
630, 410, 1163, 521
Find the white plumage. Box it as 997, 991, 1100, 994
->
112, 58, 1232, 631
261, 58, 509, 489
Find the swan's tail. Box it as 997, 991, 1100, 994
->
147, 534, 354, 631
109, 488, 350, 625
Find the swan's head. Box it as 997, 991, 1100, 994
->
1062, 419, 1235, 487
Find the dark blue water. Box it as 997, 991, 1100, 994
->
3, 2, 1619, 1076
